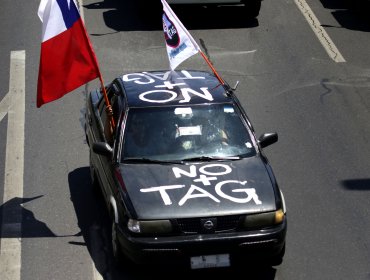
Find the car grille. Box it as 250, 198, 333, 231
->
176, 215, 242, 234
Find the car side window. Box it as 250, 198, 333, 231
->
99, 83, 122, 145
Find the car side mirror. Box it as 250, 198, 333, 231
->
92, 142, 113, 157
258, 132, 278, 149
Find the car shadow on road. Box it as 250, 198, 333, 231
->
122, 265, 276, 280
340, 178, 370, 191
68, 167, 119, 279
319, 0, 370, 32
83, 0, 258, 32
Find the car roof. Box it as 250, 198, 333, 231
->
118, 70, 234, 108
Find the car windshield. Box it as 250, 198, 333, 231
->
121, 103, 256, 162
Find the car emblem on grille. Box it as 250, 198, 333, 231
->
203, 220, 214, 230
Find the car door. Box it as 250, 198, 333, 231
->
94, 83, 123, 206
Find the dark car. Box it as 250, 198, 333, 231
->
167, 0, 262, 18
85, 70, 286, 269
350, 0, 370, 11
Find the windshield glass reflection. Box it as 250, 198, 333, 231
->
121, 103, 256, 162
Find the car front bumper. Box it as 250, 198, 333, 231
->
116, 219, 287, 267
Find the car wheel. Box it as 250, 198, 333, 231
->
243, 0, 261, 18
89, 154, 101, 195
110, 217, 139, 270
270, 243, 285, 266
111, 220, 122, 262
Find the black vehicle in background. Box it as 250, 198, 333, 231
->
167, 0, 262, 18
351, 0, 370, 11
85, 70, 286, 269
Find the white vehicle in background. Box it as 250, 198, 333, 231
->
166, 0, 262, 18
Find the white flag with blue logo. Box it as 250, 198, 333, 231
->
161, 0, 200, 70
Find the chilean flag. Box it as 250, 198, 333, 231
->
37, 0, 100, 108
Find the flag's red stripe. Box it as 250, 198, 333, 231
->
37, 18, 100, 108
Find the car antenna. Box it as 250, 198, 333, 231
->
231, 81, 239, 91
225, 81, 239, 97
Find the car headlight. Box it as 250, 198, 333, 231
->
127, 219, 173, 234
242, 209, 285, 228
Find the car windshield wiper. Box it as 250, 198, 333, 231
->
182, 155, 240, 162
122, 157, 182, 164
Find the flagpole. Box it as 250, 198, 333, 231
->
78, 0, 114, 127
98, 75, 116, 129
198, 51, 225, 85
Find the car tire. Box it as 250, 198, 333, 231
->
89, 154, 101, 196
111, 220, 122, 264
110, 217, 140, 271
270, 243, 285, 266
243, 0, 261, 18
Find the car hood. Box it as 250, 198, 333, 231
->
119, 157, 277, 219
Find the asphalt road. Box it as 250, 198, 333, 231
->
0, 0, 369, 279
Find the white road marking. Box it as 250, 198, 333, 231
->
212, 50, 257, 57
0, 50, 26, 280
0, 94, 10, 122
294, 0, 346, 63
